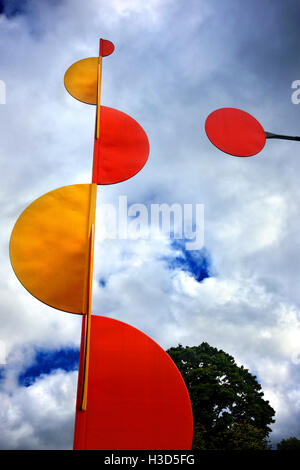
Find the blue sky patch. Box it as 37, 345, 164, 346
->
1, 0, 61, 19
19, 347, 80, 387
1, 0, 29, 17
164, 241, 212, 282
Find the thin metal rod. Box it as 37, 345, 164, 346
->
266, 131, 300, 141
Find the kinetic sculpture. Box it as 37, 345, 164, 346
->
9, 39, 193, 450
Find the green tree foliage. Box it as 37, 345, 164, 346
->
167, 343, 275, 450
277, 437, 300, 451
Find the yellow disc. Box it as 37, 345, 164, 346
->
9, 184, 97, 314
64, 57, 99, 105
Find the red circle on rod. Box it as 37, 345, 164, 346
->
205, 108, 266, 157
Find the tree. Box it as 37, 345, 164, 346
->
277, 437, 300, 451
166, 343, 275, 450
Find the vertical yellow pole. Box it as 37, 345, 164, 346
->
96, 55, 102, 140
80, 39, 102, 411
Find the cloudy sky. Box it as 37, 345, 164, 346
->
1, 0, 300, 450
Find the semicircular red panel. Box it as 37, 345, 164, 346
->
73, 315, 193, 450
92, 106, 150, 185
100, 39, 115, 57
205, 108, 266, 157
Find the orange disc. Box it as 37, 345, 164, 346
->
64, 57, 99, 105
9, 184, 97, 314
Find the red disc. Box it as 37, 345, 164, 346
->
100, 39, 114, 57
92, 106, 150, 185
73, 315, 193, 450
205, 108, 266, 157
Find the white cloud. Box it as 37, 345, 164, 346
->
0, 370, 77, 449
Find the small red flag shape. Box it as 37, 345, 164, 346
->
205, 107, 266, 157
92, 106, 150, 184
100, 39, 114, 57
73, 315, 193, 450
